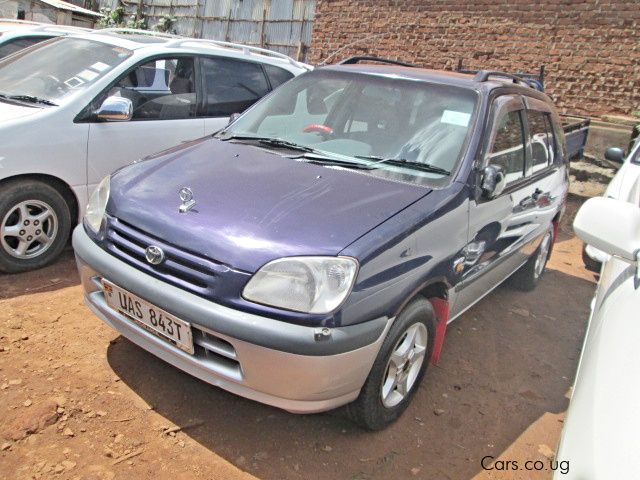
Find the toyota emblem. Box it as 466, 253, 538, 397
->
145, 245, 165, 265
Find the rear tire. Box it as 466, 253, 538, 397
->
581, 244, 601, 272
509, 226, 554, 291
0, 180, 71, 273
346, 297, 436, 430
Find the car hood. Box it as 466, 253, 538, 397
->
0, 100, 42, 122
108, 138, 430, 272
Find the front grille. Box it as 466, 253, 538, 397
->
104, 218, 225, 298
192, 326, 242, 380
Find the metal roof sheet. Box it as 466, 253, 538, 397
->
35, 0, 103, 18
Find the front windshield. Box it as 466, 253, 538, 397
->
0, 37, 132, 105
225, 69, 478, 183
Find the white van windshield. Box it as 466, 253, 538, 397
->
0, 37, 132, 106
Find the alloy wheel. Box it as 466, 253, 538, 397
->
380, 322, 428, 408
534, 232, 552, 279
0, 200, 58, 259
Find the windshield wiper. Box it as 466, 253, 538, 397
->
219, 134, 315, 153
258, 138, 317, 153
355, 155, 451, 176
296, 153, 375, 170
219, 134, 374, 170
0, 93, 57, 106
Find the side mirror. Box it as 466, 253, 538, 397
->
604, 147, 625, 164
96, 96, 133, 122
481, 165, 506, 199
228, 112, 241, 125
574, 197, 640, 262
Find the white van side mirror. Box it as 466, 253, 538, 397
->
573, 197, 640, 262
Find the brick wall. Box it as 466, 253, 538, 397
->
309, 0, 640, 117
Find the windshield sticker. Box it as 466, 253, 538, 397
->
64, 77, 84, 89
78, 69, 99, 82
441, 110, 471, 127
90, 62, 110, 72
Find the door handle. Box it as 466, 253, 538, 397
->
519, 196, 536, 208
462, 241, 486, 264
532, 188, 543, 200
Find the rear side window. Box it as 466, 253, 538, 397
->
527, 110, 554, 173
263, 64, 294, 89
488, 110, 526, 184
200, 57, 270, 117
543, 115, 558, 160
0, 36, 54, 59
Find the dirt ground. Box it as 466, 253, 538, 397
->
0, 193, 598, 480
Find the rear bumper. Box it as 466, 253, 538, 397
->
73, 225, 392, 413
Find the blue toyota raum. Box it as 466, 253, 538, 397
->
73, 59, 569, 429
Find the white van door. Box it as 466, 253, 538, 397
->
85, 56, 204, 190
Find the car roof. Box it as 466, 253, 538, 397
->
0, 22, 91, 37
321, 64, 548, 98
69, 29, 311, 72
0, 19, 43, 33
92, 31, 172, 44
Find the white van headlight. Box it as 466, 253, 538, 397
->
84, 175, 110, 233
242, 256, 358, 314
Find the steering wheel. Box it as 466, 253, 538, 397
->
303, 124, 334, 136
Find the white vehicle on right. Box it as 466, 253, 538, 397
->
583, 137, 640, 269
557, 195, 640, 478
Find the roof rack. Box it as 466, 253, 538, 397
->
0, 18, 42, 25
457, 59, 545, 91
338, 56, 416, 68
164, 38, 310, 69
28, 24, 91, 33
474, 70, 539, 88
91, 28, 182, 39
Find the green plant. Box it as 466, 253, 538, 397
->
126, 14, 147, 30
97, 6, 124, 29
154, 13, 177, 34
97, 3, 147, 30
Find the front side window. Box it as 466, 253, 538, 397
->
0, 36, 54, 59
106, 57, 196, 120
527, 109, 554, 173
488, 110, 526, 184
201, 57, 270, 117
0, 37, 132, 105
224, 69, 477, 185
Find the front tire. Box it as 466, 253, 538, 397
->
0, 180, 71, 273
509, 226, 554, 291
346, 298, 436, 430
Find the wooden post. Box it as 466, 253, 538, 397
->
224, 2, 232, 41
260, 5, 266, 48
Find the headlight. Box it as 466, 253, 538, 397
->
84, 175, 110, 233
243, 256, 358, 314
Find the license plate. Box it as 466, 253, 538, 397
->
102, 280, 194, 354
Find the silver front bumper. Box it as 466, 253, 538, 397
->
73, 226, 392, 413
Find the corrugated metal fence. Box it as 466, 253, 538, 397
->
99, 0, 316, 61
